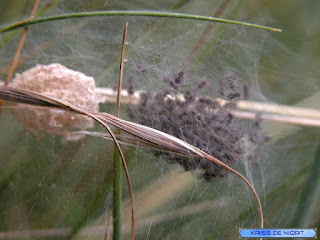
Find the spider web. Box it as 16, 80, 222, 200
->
0, 1, 319, 239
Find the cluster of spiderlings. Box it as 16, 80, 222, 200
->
128, 71, 267, 180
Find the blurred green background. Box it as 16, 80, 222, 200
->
0, 0, 319, 239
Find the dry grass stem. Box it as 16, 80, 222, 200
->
116, 22, 128, 118
96, 87, 320, 126
4, 0, 40, 86
0, 0, 40, 109
1, 82, 319, 126
231, 110, 320, 127
221, 99, 320, 120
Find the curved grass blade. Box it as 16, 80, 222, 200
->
73, 131, 200, 159
0, 11, 282, 33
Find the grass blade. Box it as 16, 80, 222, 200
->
113, 22, 135, 240
0, 11, 282, 33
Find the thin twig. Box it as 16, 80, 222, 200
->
116, 22, 128, 117
226, 99, 320, 120
4, 0, 40, 86
4, 30, 28, 85
0, 0, 40, 110
231, 110, 320, 127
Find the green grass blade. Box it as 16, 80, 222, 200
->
113, 150, 122, 240
0, 10, 282, 33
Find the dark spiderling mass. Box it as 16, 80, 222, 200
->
127, 71, 268, 180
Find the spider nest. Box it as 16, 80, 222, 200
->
128, 70, 269, 180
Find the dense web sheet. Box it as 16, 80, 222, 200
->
0, 1, 319, 240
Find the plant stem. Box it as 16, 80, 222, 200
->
113, 149, 123, 240
113, 22, 130, 240
0, 10, 282, 33
4, 0, 39, 85
0, 0, 40, 111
